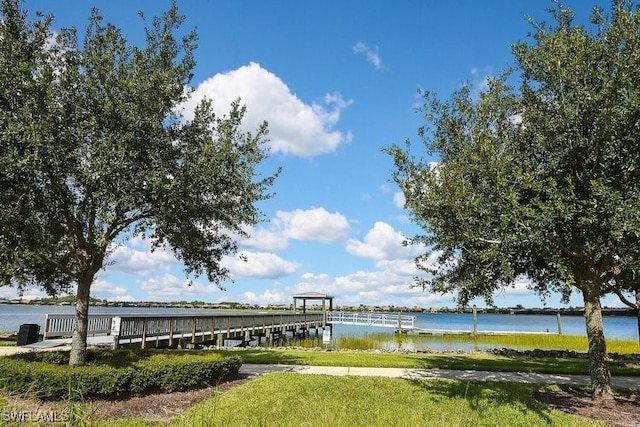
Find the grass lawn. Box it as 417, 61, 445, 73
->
74, 375, 607, 426
0, 336, 16, 347
107, 374, 602, 426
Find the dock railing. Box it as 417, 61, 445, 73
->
44, 314, 113, 339
326, 311, 416, 330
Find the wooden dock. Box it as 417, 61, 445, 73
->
44, 312, 326, 349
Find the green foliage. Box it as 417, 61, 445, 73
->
0, 349, 241, 398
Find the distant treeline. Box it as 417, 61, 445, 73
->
1, 297, 636, 317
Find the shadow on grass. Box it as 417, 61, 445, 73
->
404, 377, 556, 425
403, 353, 592, 375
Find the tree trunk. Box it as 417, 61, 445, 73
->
582, 289, 613, 398
69, 275, 92, 365
636, 290, 640, 347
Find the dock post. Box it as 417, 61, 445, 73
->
217, 332, 223, 347
557, 313, 563, 335
141, 319, 147, 349
168, 319, 174, 347
472, 305, 478, 335
111, 317, 121, 350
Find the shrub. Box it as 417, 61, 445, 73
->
0, 350, 241, 398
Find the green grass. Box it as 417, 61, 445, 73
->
83, 375, 606, 426
168, 374, 603, 427
0, 336, 17, 347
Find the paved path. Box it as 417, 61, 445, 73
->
239, 364, 640, 389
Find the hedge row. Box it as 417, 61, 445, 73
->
0, 350, 241, 399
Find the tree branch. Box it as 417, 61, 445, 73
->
613, 288, 637, 309
546, 233, 586, 259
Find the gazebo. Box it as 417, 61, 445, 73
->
292, 292, 334, 315
292, 292, 334, 338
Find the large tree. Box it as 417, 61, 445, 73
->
387, 1, 640, 398
0, 0, 277, 365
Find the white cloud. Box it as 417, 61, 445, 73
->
182, 62, 351, 157
237, 226, 289, 251
224, 251, 299, 279
374, 259, 421, 276
353, 42, 385, 71
91, 279, 135, 302
290, 268, 429, 307
392, 191, 405, 208
105, 243, 178, 276
346, 221, 421, 260
240, 207, 351, 250
470, 66, 491, 100
274, 207, 351, 244
242, 289, 287, 306
139, 273, 223, 302
0, 286, 46, 301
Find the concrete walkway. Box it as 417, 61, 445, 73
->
239, 364, 640, 389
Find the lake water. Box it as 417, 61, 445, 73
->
1, 304, 638, 342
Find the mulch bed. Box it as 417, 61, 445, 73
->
534, 387, 640, 427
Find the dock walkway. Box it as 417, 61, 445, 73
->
42, 312, 326, 349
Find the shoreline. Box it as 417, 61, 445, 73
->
0, 301, 637, 317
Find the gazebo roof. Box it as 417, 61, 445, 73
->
292, 292, 334, 299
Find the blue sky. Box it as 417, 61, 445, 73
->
4, 0, 628, 309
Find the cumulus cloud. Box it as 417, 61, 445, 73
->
353, 42, 385, 71
91, 279, 135, 302
242, 207, 351, 250
242, 289, 287, 306
139, 273, 223, 301
291, 269, 427, 307
346, 221, 421, 260
0, 286, 46, 301
274, 207, 351, 243
470, 66, 492, 100
181, 62, 351, 157
224, 251, 299, 279
105, 243, 178, 276
237, 226, 290, 251
392, 191, 405, 208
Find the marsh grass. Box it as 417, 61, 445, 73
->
330, 331, 640, 354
